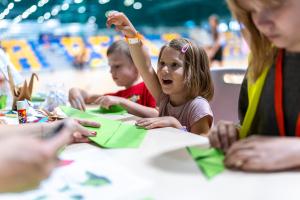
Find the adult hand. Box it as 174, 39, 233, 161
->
208, 120, 239, 152
225, 136, 300, 171
0, 135, 61, 192
45, 119, 100, 143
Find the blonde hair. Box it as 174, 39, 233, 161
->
107, 40, 133, 63
226, 0, 279, 82
158, 38, 214, 101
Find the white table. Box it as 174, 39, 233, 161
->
63, 115, 300, 200
2, 113, 300, 200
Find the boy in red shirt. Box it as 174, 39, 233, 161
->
69, 40, 158, 118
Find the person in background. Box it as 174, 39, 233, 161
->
206, 14, 224, 67
73, 43, 88, 70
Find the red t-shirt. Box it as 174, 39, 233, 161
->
106, 82, 156, 108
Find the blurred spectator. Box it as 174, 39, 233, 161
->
73, 43, 88, 70
206, 14, 225, 67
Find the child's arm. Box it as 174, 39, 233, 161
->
128, 42, 162, 101
106, 12, 162, 101
94, 95, 158, 118
69, 88, 102, 111
190, 116, 212, 136
119, 99, 158, 118
136, 116, 183, 130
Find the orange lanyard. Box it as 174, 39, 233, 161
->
274, 49, 300, 137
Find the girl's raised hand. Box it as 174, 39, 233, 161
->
106, 11, 138, 38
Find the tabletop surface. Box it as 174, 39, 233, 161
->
64, 113, 300, 200
1, 110, 300, 200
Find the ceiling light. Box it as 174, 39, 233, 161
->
37, 16, 44, 23
99, 0, 110, 4
8, 3, 14, 10
78, 6, 86, 13
133, 2, 142, 9
51, 8, 60, 16
124, 0, 134, 6
74, 0, 84, 3
30, 5, 37, 13
44, 12, 51, 19
61, 3, 70, 11
88, 16, 96, 23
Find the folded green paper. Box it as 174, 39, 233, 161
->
88, 105, 127, 115
0, 95, 7, 109
187, 147, 225, 179
60, 106, 146, 148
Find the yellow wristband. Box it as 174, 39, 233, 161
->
125, 32, 143, 44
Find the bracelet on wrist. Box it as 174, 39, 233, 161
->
125, 32, 143, 44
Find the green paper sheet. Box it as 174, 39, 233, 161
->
87, 105, 127, 115
0, 95, 7, 109
31, 96, 45, 102
187, 147, 225, 179
60, 106, 146, 148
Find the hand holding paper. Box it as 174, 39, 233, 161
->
60, 106, 146, 148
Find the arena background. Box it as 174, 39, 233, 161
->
0, 0, 248, 94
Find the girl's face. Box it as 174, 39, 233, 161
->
157, 47, 188, 98
108, 51, 138, 88
239, 0, 300, 52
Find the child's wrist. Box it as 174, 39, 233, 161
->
118, 97, 127, 107
171, 117, 183, 129
125, 32, 143, 44
124, 27, 138, 38
125, 31, 138, 38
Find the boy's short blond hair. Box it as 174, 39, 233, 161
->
107, 40, 133, 63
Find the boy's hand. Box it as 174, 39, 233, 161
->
69, 88, 86, 111
93, 95, 123, 110
208, 120, 239, 152
106, 11, 138, 38
136, 116, 183, 129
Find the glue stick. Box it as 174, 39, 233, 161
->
17, 101, 27, 124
